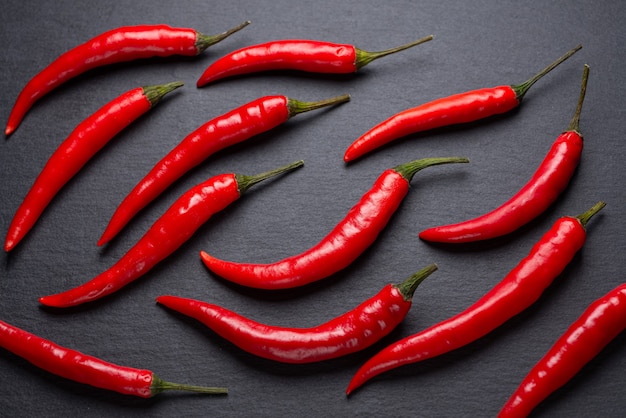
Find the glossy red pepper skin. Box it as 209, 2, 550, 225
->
38, 161, 303, 308
420, 130, 582, 243
199, 40, 358, 86
196, 36, 434, 87
5, 22, 249, 136
200, 157, 468, 290
346, 202, 605, 395
344, 87, 518, 162
4, 82, 183, 252
498, 283, 626, 417
0, 319, 227, 397
98, 94, 349, 246
343, 45, 582, 162
157, 264, 437, 364
419, 65, 589, 244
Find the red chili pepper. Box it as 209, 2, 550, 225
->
3, 81, 183, 252
97, 94, 349, 246
38, 161, 303, 308
343, 45, 582, 162
346, 201, 605, 395
0, 318, 227, 397
196, 35, 434, 87
498, 282, 626, 417
5, 21, 249, 136
419, 64, 590, 244
157, 264, 437, 363
200, 157, 468, 290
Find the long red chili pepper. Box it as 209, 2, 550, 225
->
0, 319, 226, 397
498, 282, 626, 417
38, 160, 303, 308
200, 157, 468, 290
5, 21, 249, 136
419, 65, 590, 244
346, 201, 605, 395
157, 264, 437, 364
343, 45, 582, 162
97, 94, 349, 246
4, 81, 183, 252
196, 35, 434, 87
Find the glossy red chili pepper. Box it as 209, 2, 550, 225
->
0, 319, 227, 397
200, 157, 468, 290
4, 81, 183, 252
498, 282, 626, 417
196, 35, 433, 87
419, 65, 590, 244
38, 161, 303, 308
343, 45, 582, 162
5, 21, 249, 136
346, 201, 605, 395
97, 94, 349, 246
157, 264, 437, 363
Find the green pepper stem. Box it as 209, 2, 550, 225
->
287, 94, 351, 117
566, 64, 590, 134
236, 160, 304, 194
576, 201, 606, 228
355, 35, 434, 69
395, 264, 438, 301
393, 157, 469, 183
143, 81, 184, 107
512, 44, 582, 101
150, 375, 228, 396
195, 21, 251, 53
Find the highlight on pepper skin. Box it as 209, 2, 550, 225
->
196, 35, 434, 87
5, 21, 250, 136
97, 94, 349, 246
343, 44, 582, 162
38, 161, 304, 308
156, 264, 437, 363
0, 319, 228, 397
418, 64, 589, 244
346, 202, 605, 395
200, 157, 468, 290
4, 81, 184, 252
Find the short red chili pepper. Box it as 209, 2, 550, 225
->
196, 35, 434, 87
346, 201, 605, 395
4, 81, 183, 252
343, 45, 582, 162
419, 64, 590, 244
38, 160, 303, 308
97, 94, 349, 246
0, 318, 227, 397
498, 282, 626, 417
5, 21, 249, 136
157, 264, 437, 363
200, 157, 468, 290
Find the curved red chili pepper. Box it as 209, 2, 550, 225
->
157, 264, 437, 363
5, 21, 249, 136
419, 65, 590, 244
346, 201, 605, 395
97, 94, 349, 246
38, 161, 303, 308
343, 45, 582, 162
0, 319, 227, 397
3, 81, 183, 252
498, 282, 626, 417
200, 157, 468, 290
196, 35, 433, 87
